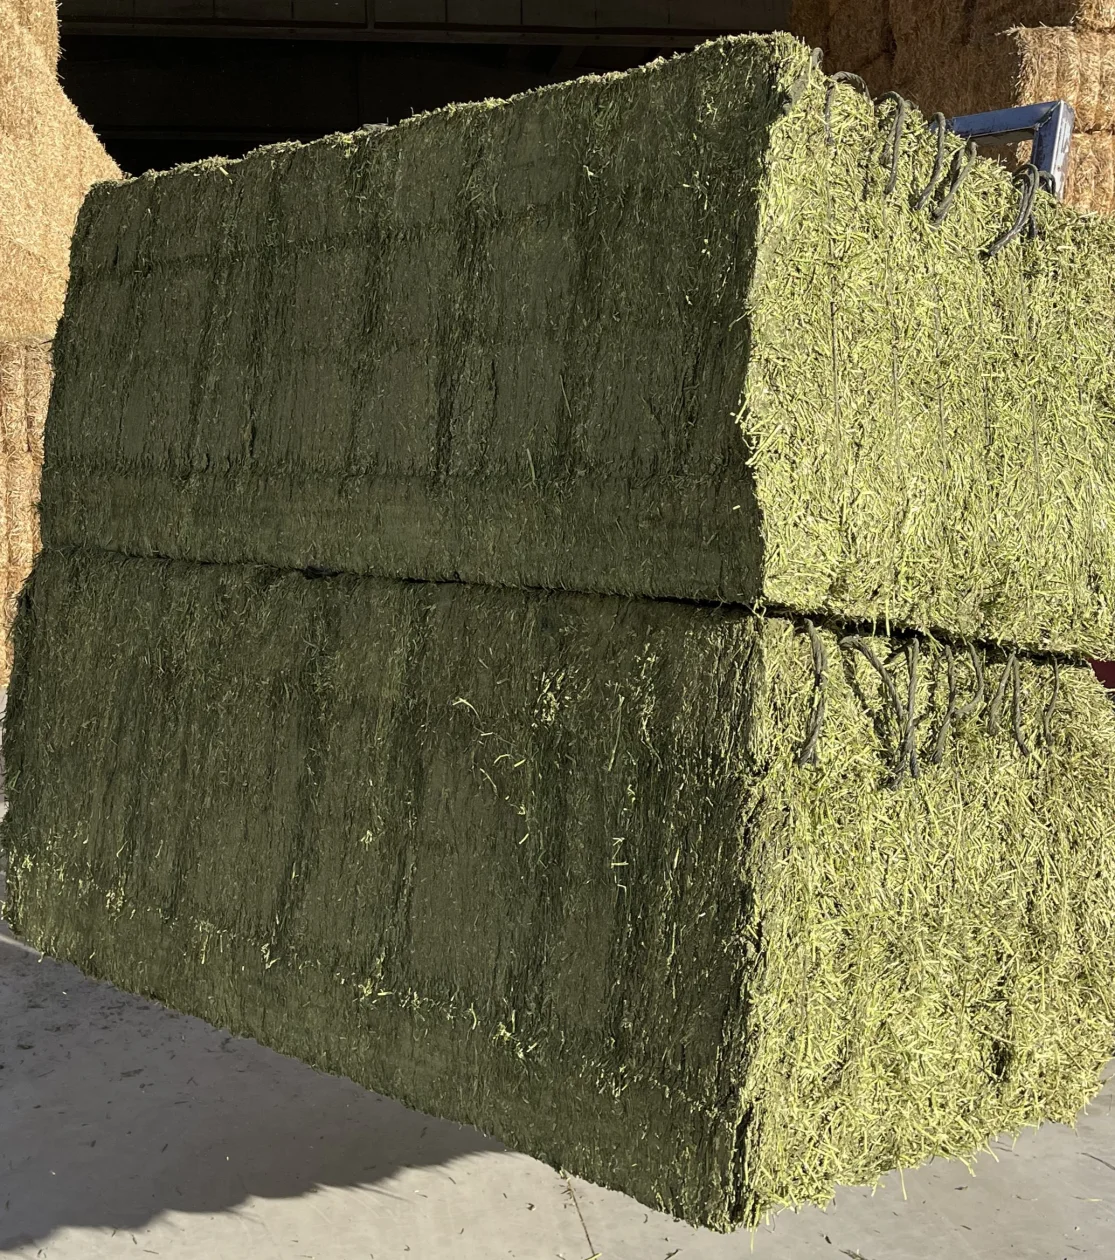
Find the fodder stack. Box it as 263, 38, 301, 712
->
6, 36, 1115, 1231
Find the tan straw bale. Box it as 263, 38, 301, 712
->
827, 0, 892, 72
1065, 130, 1115, 211
789, 0, 831, 48
0, 338, 50, 683
0, 9, 121, 341
888, 0, 971, 50
856, 49, 895, 95
1015, 28, 1115, 130
12, 0, 60, 67
894, 28, 1115, 127
972, 1, 1115, 39
892, 36, 1016, 117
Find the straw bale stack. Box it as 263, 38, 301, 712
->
1, 7, 122, 342
1066, 130, 1115, 210
971, 1, 1115, 38
826, 0, 891, 74
0, 341, 49, 681
11, 0, 60, 66
889, 0, 970, 49
895, 27, 1115, 128
890, 26, 1115, 216
0, 1, 119, 682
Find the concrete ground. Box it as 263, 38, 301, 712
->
3, 891, 1114, 1260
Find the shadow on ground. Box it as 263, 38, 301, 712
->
0, 914, 500, 1252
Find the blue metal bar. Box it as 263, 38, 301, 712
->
949, 100, 1075, 198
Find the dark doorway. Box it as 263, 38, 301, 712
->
59, 35, 659, 175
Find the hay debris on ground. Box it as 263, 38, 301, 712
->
4, 547, 1114, 1231
41, 36, 1115, 655
0, 340, 49, 681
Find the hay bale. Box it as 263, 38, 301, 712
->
0, 340, 49, 682
40, 36, 1115, 656
12, 0, 59, 67
972, 1, 1115, 38
1066, 130, 1115, 212
895, 28, 1115, 129
1013, 27, 1115, 130
5, 546, 1114, 1230
827, 0, 892, 73
0, 6, 121, 341
889, 0, 971, 51
789, 0, 830, 49
855, 48, 895, 96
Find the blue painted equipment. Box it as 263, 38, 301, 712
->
949, 101, 1075, 198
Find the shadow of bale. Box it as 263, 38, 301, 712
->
0, 920, 499, 1250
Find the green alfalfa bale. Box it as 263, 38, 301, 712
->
37, 34, 1115, 656
5, 547, 1115, 1229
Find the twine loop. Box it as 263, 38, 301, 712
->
798, 636, 1056, 779
930, 141, 979, 225
795, 620, 829, 767
912, 114, 949, 212
824, 71, 873, 145
876, 92, 908, 198
984, 163, 1042, 258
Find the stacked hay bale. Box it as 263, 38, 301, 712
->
790, 0, 896, 94
0, 0, 120, 679
790, 1, 1115, 214
5, 37, 1115, 1230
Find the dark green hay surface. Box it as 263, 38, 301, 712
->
6, 547, 1115, 1229
38, 34, 1115, 655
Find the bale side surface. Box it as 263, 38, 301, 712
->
826, 0, 892, 73
894, 27, 1115, 127
0, 9, 121, 340
42, 36, 799, 601
5, 548, 1115, 1228
789, 0, 830, 48
888, 0, 971, 50
0, 339, 49, 683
